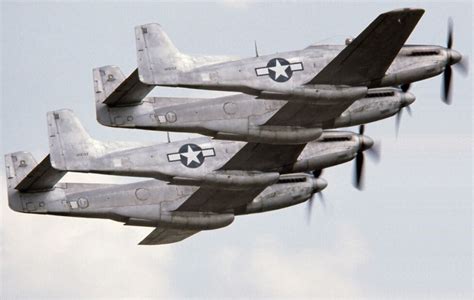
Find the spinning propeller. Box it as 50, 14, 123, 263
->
398, 18, 467, 107
442, 18, 468, 105
306, 125, 380, 221
306, 169, 326, 224
353, 125, 381, 190
396, 85, 413, 136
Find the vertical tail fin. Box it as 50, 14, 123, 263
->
135, 23, 182, 85
93, 65, 126, 103
47, 110, 143, 172
135, 23, 238, 85
5, 152, 38, 189
93, 66, 124, 126
47, 109, 98, 171
5, 152, 38, 211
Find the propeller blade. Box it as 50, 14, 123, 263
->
447, 17, 453, 49
306, 194, 314, 224
353, 151, 364, 190
442, 65, 452, 105
454, 56, 469, 76
395, 101, 413, 136
395, 109, 402, 136
306, 191, 327, 224
366, 141, 381, 163
401, 83, 411, 93
352, 125, 380, 190
318, 193, 326, 209
312, 169, 323, 178
353, 125, 380, 189
441, 18, 467, 104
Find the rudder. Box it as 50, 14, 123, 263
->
47, 109, 97, 171
135, 23, 182, 85
46, 109, 143, 172
5, 152, 38, 189
93, 65, 126, 103
5, 152, 37, 211
93, 66, 123, 126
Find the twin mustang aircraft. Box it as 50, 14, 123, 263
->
5, 8, 467, 245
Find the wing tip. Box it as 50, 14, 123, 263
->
385, 8, 425, 16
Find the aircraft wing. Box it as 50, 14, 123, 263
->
144, 172, 274, 244
264, 97, 353, 127
175, 186, 265, 212
221, 143, 305, 172
139, 227, 199, 245
93, 66, 154, 106
307, 8, 424, 86
216, 124, 308, 175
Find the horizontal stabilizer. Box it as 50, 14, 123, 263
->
93, 66, 154, 106
5, 152, 65, 192
15, 155, 66, 192
139, 227, 199, 245
307, 8, 424, 86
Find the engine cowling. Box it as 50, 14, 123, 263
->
237, 174, 327, 215
331, 88, 415, 128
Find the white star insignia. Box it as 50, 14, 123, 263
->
269, 60, 289, 80
180, 145, 201, 166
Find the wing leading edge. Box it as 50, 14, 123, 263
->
307, 8, 424, 86
93, 66, 154, 106
14, 154, 66, 192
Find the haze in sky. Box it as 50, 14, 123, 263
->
1, 1, 472, 299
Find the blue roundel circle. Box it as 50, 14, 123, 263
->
178, 143, 205, 168
266, 58, 293, 82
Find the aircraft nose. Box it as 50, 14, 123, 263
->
448, 49, 462, 65
401, 92, 416, 107
312, 178, 328, 192
360, 135, 374, 151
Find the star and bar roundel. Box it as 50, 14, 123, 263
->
167, 144, 216, 168
255, 58, 304, 82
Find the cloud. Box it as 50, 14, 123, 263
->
212, 225, 369, 298
219, 0, 253, 10
1, 173, 175, 299
1, 165, 370, 298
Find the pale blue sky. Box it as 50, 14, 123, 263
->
1, 1, 472, 299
